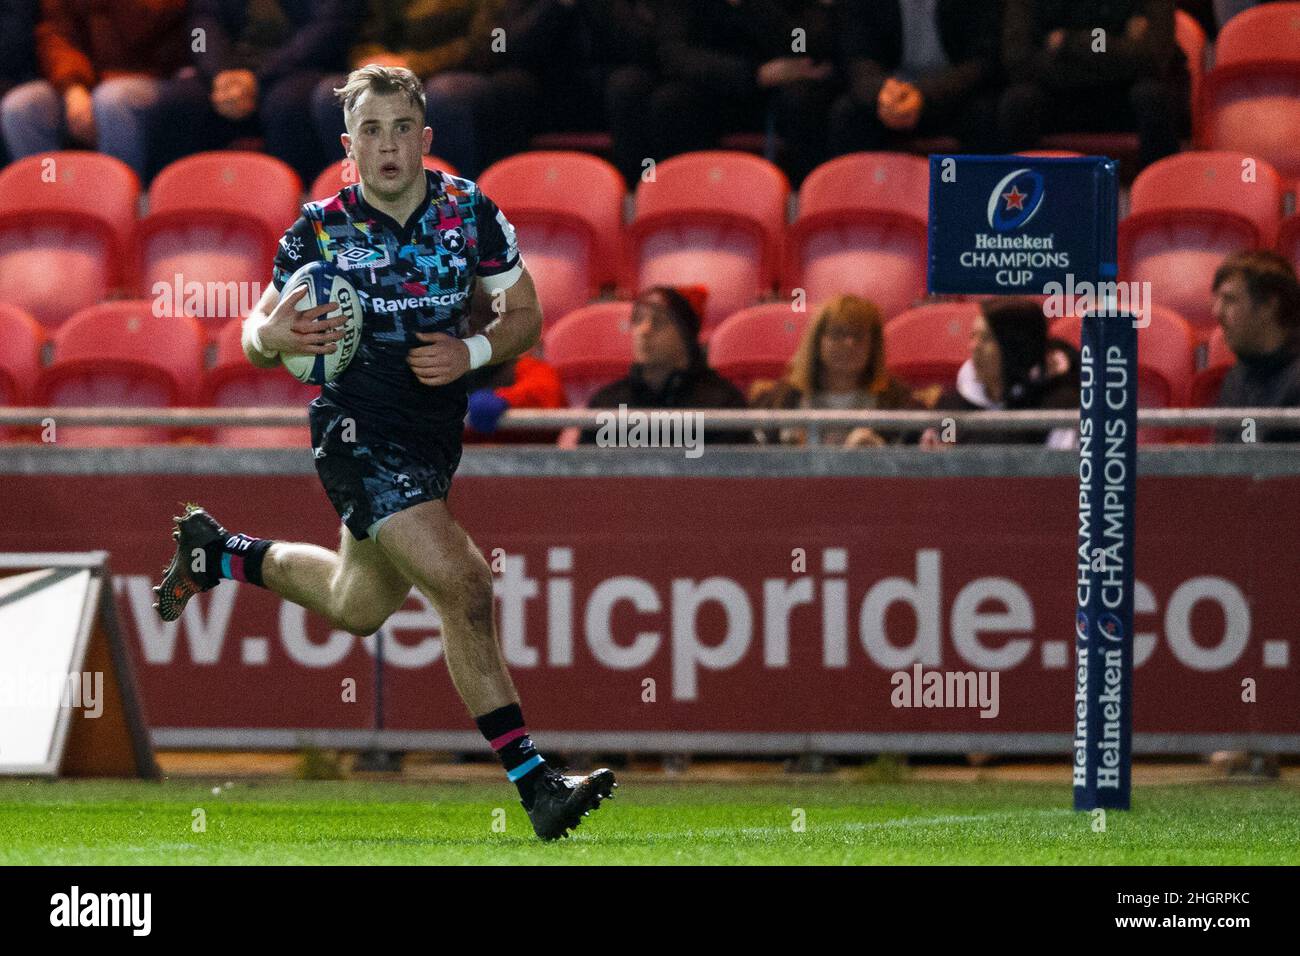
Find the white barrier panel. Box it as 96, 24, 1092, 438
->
0, 554, 157, 778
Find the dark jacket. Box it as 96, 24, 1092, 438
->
655, 0, 835, 101
934, 367, 1080, 445
190, 0, 361, 87
1216, 339, 1300, 443
749, 377, 922, 445
502, 0, 658, 71
837, 0, 1002, 112
1, 0, 39, 86
581, 361, 753, 444
1003, 0, 1184, 90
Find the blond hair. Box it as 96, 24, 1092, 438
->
785, 294, 892, 395
333, 65, 426, 120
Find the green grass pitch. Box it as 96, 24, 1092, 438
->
1, 777, 1297, 865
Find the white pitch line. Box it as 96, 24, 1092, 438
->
651, 808, 1072, 841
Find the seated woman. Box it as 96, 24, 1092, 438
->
749, 294, 920, 446
925, 298, 1080, 446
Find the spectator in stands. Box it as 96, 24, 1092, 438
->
157, 0, 362, 182
829, 0, 1002, 156
924, 299, 1080, 446
0, 0, 188, 178
428, 0, 658, 181
749, 295, 921, 447
0, 1, 39, 168
312, 0, 510, 179
1211, 250, 1300, 443
610, 0, 839, 187
462, 349, 567, 444
997, 0, 1189, 171
582, 286, 753, 444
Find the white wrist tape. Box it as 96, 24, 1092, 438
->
247, 318, 278, 359
465, 334, 493, 370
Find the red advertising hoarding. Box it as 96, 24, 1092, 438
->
0, 467, 1295, 750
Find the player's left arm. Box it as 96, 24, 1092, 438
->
407, 186, 542, 387
406, 267, 542, 387
471, 265, 543, 364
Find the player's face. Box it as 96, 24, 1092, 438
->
1213, 274, 1274, 357
971, 315, 1003, 400
342, 90, 433, 201
818, 320, 870, 382
630, 294, 689, 369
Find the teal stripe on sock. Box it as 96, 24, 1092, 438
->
507, 754, 543, 781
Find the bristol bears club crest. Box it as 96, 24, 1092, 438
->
439, 227, 466, 254
987, 167, 1046, 232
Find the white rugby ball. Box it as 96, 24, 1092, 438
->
280, 260, 363, 384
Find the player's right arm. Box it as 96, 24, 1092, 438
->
241, 284, 345, 369
241, 214, 345, 368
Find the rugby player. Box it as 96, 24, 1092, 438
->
151, 66, 615, 840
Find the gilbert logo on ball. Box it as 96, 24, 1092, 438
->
280, 260, 363, 384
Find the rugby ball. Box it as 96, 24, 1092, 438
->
280, 260, 363, 384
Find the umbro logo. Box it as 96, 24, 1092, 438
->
336, 245, 390, 270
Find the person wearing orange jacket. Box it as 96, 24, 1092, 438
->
462, 350, 567, 444
0, 0, 188, 177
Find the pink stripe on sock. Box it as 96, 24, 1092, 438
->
489, 727, 528, 751
230, 553, 247, 583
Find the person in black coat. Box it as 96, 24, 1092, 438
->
582, 286, 753, 445
997, 0, 1189, 171
830, 0, 1003, 154
1212, 251, 1300, 443
926, 299, 1080, 446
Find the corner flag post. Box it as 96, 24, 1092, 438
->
926, 155, 1134, 810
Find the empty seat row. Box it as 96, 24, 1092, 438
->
9, 142, 1300, 342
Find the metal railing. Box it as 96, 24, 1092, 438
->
0, 406, 1297, 444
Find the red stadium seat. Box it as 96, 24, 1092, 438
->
0, 304, 43, 442
0, 152, 139, 327
1176, 8, 1208, 137
1048, 306, 1198, 408
542, 301, 634, 408
624, 151, 789, 336
35, 302, 203, 446
1189, 326, 1237, 408
308, 154, 459, 201
479, 152, 626, 327
1119, 152, 1282, 336
1199, 3, 1300, 188
201, 319, 316, 447
784, 153, 928, 321
707, 303, 811, 394
135, 152, 302, 328
1214, 1, 1300, 65
884, 302, 981, 389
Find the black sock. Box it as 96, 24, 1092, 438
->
213, 533, 273, 588
475, 703, 549, 809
